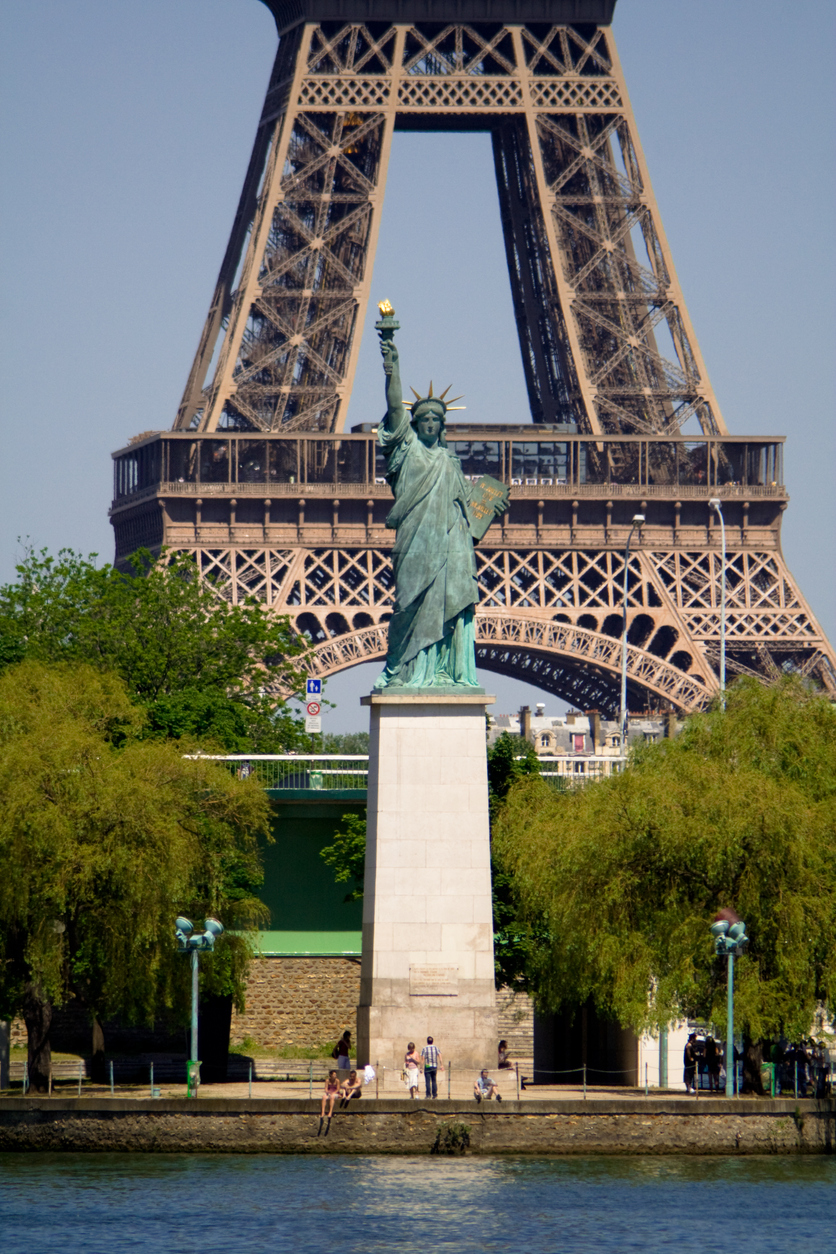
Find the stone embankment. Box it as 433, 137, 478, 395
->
0, 1097, 832, 1155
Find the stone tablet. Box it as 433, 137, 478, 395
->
468, 474, 510, 541
409, 965, 459, 996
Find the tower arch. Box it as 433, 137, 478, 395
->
293, 614, 709, 717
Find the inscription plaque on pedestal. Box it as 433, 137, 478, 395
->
410, 965, 459, 997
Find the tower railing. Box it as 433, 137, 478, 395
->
113, 430, 785, 505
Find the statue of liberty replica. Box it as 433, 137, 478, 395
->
373, 302, 509, 689
358, 306, 508, 1077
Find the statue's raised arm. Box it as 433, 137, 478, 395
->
376, 300, 407, 439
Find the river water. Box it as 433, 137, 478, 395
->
0, 1153, 832, 1252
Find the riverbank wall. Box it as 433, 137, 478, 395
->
0, 1097, 832, 1155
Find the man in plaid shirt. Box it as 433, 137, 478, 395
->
420, 1036, 443, 1098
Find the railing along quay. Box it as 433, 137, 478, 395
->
186, 754, 369, 791
188, 755, 625, 790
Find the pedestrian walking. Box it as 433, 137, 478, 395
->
705, 1036, 721, 1092
421, 1036, 443, 1099
683, 1033, 697, 1094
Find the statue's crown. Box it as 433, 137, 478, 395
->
404, 382, 465, 414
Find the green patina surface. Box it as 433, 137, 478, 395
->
373, 307, 508, 689
257, 795, 365, 956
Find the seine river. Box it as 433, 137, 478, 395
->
1, 1153, 833, 1252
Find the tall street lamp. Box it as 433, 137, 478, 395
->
175, 916, 224, 1097
709, 498, 726, 706
620, 514, 645, 743
709, 914, 749, 1097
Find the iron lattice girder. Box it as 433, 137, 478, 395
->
114, 12, 836, 707
290, 615, 710, 718
173, 19, 726, 439
152, 532, 834, 708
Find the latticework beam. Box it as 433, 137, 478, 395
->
173, 19, 727, 438
131, 529, 833, 708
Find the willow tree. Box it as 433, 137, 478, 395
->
493, 678, 836, 1046
0, 660, 272, 1091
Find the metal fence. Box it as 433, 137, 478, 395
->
185, 755, 369, 790
186, 754, 625, 792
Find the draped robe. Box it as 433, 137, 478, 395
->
373, 406, 479, 689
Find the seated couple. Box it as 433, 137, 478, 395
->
320, 1069, 363, 1120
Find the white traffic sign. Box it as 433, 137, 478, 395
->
306, 701, 321, 717
305, 715, 322, 733
306, 678, 321, 696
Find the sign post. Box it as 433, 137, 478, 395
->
305, 679, 322, 742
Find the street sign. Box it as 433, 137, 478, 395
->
305, 715, 322, 733
306, 678, 321, 696
306, 701, 321, 717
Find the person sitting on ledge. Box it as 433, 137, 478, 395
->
339, 1070, 363, 1107
497, 1039, 513, 1069
318, 1070, 341, 1136
474, 1069, 501, 1102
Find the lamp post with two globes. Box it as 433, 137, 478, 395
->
709, 914, 749, 1097
175, 916, 224, 1097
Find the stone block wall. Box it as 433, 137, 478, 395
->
231, 956, 361, 1053
10, 963, 532, 1063
497, 987, 534, 1067
9, 957, 362, 1058
2, 1098, 834, 1155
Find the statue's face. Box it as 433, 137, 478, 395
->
413, 404, 444, 446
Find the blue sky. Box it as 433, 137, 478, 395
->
1, 0, 833, 729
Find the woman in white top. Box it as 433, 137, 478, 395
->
404, 1042, 421, 1098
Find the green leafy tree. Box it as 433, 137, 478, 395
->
487, 731, 543, 818
322, 731, 370, 754
0, 546, 310, 751
493, 678, 836, 1047
487, 733, 546, 988
319, 814, 367, 903
0, 660, 272, 1091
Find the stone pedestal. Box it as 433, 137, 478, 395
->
356, 692, 497, 1077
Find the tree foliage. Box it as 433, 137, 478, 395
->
493, 678, 836, 1040
0, 546, 310, 751
322, 731, 370, 754
487, 733, 545, 989
0, 660, 273, 1088
319, 813, 367, 903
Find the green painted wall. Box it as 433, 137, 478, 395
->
256, 793, 365, 956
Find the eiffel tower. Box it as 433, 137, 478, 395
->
109, 0, 835, 713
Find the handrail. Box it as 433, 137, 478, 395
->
184, 754, 369, 761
